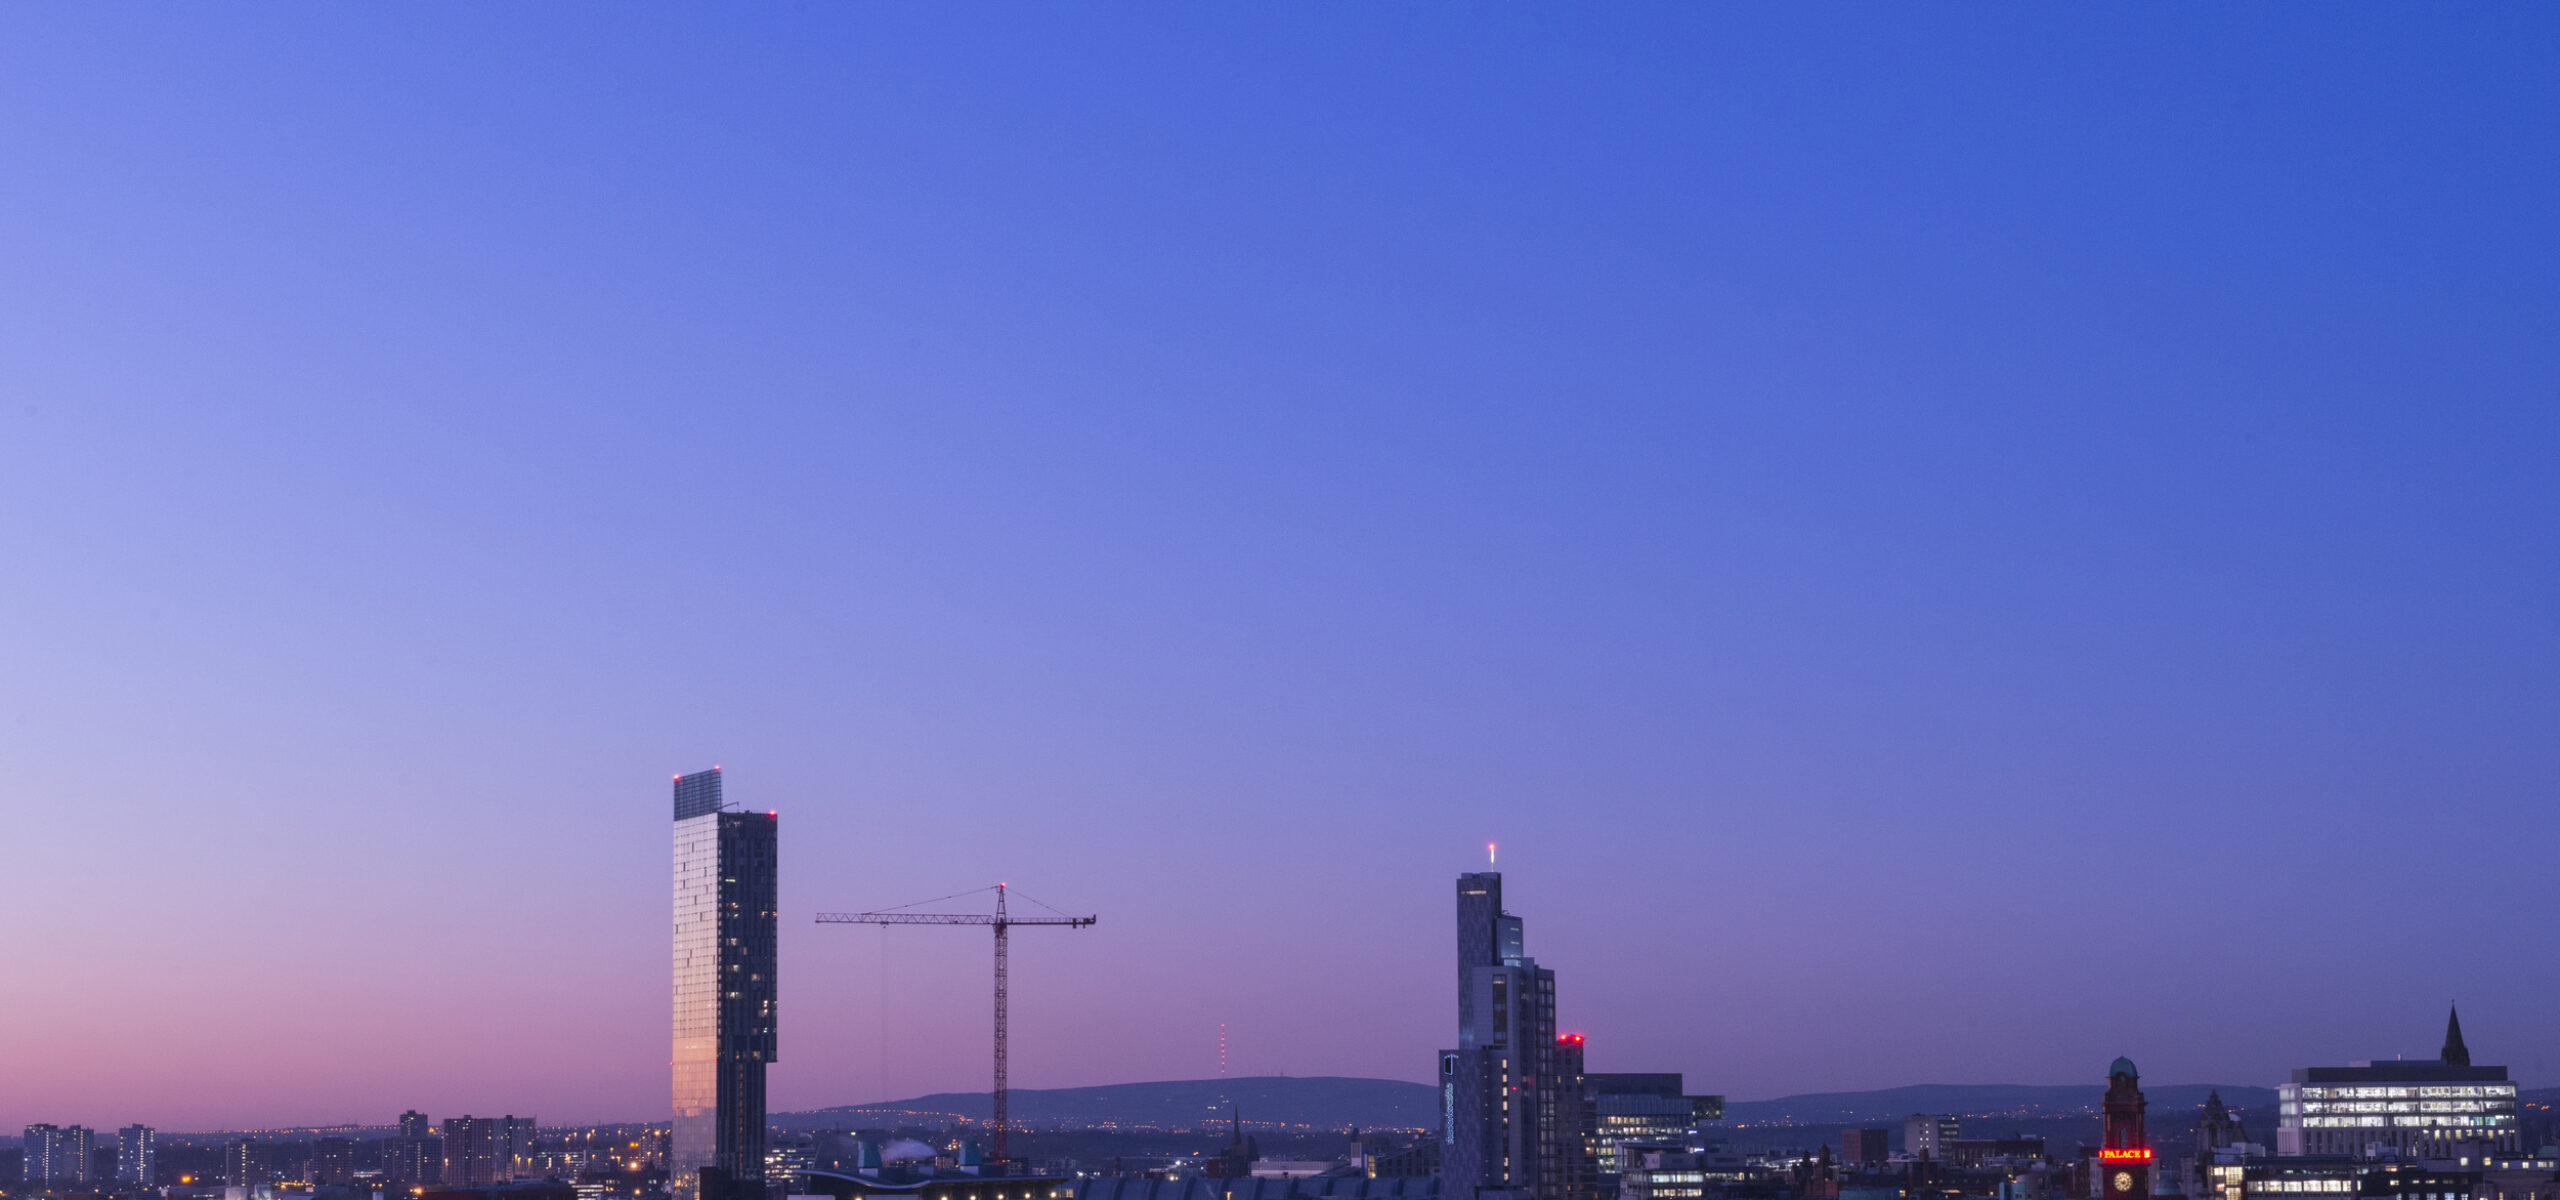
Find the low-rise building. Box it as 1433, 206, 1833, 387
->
1947, 1140, 2046, 1169
1906, 1117, 1962, 1162
1842, 1133, 1890, 1169
1618, 1148, 1708, 1200
1584, 1076, 1722, 1177
2279, 1011, 2519, 1159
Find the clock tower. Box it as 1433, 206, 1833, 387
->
2098, 1057, 2152, 1200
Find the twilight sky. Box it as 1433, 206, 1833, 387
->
2, 6, 2556, 1134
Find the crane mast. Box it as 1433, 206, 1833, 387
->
817, 884, 1097, 1164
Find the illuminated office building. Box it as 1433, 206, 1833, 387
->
24, 1125, 95, 1185
118, 1125, 155, 1186
1586, 1075, 1721, 1176
1618, 1148, 1711, 1200
1905, 1115, 1961, 1161
672, 767, 779, 1200
2277, 1008, 2518, 1158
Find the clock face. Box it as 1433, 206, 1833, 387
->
2114, 1172, 2137, 1193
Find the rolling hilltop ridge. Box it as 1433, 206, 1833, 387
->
777, 1077, 1440, 1132
1722, 1083, 2279, 1125
773, 1077, 2396, 1134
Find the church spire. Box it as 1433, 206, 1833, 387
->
2441, 1004, 2470, 1067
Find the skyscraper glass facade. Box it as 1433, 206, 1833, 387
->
1442, 872, 1563, 1200
672, 768, 777, 1200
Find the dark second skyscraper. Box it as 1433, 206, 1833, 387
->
1440, 871, 1562, 1200
671, 768, 777, 1200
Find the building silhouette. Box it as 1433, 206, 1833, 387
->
1840, 1130, 1888, 1168
117, 1125, 155, 1186
504, 1116, 538, 1180
391, 1135, 445, 1186
23, 1125, 95, 1186
445, 1119, 504, 1188
311, 1137, 355, 1186
1439, 871, 1560, 1200
226, 1138, 268, 1188
2097, 1057, 2152, 1200
671, 766, 778, 1200
2177, 1090, 2251, 1200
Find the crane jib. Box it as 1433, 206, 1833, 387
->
813, 886, 1096, 1165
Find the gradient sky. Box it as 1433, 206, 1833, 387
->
2, 6, 2556, 1134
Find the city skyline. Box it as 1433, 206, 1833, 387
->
2, 809, 2541, 1131
5, 5, 2558, 1135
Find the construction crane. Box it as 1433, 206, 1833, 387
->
816, 884, 1096, 1164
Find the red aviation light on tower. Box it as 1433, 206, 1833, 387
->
2098, 1150, 2154, 1163
1559, 1034, 1585, 1045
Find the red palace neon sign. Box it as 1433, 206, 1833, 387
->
2098, 1149, 2155, 1163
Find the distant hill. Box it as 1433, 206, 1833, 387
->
778, 1077, 2287, 1135
777, 1077, 1440, 1132
1721, 1083, 2279, 1126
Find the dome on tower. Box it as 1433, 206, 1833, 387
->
2109, 1056, 2139, 1078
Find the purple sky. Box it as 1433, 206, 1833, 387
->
3, 7, 2556, 1133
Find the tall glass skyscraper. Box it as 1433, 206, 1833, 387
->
672, 767, 778, 1200
1440, 872, 1561, 1200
